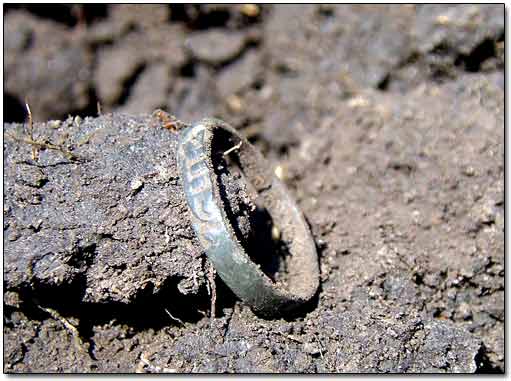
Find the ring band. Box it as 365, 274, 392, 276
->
177, 118, 319, 316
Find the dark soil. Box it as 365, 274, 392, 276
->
3, 4, 504, 373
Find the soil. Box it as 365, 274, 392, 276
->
3, 4, 504, 373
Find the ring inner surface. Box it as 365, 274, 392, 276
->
210, 127, 314, 297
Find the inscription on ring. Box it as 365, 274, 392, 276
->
181, 125, 222, 250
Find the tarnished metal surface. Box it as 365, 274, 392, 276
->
177, 119, 319, 316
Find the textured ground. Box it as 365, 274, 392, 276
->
3, 4, 504, 373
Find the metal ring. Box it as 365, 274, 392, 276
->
177, 118, 319, 316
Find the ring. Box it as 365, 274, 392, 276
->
177, 118, 319, 316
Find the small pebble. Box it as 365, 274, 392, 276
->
226, 95, 243, 112
463, 166, 476, 177
241, 4, 260, 18
303, 342, 321, 356
48, 120, 62, 129
131, 179, 144, 192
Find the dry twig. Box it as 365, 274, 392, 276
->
137, 352, 177, 373
164, 308, 185, 326
5, 132, 81, 162
38, 305, 90, 357
206, 261, 217, 320
25, 103, 39, 161
223, 141, 243, 157
6, 103, 82, 162
152, 109, 186, 133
